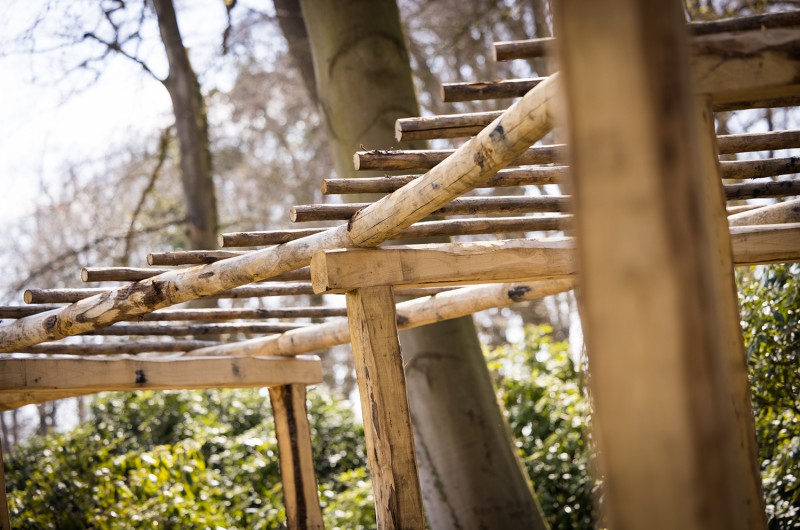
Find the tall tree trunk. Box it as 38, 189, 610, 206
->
296, 1, 548, 527
152, 0, 218, 252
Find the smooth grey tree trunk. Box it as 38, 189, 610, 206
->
297, 1, 549, 527
152, 0, 219, 253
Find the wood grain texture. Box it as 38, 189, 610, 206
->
0, 356, 323, 393
313, 238, 575, 292
345, 286, 424, 529
555, 0, 766, 527
312, 226, 800, 292
269, 384, 325, 530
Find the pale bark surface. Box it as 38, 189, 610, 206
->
298, 1, 548, 527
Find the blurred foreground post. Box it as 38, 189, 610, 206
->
555, 0, 766, 528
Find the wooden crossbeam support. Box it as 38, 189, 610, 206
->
311, 225, 800, 292
186, 279, 574, 359
0, 73, 558, 352
494, 10, 800, 60
269, 384, 325, 530
0, 356, 322, 396
554, 0, 766, 527
345, 286, 424, 529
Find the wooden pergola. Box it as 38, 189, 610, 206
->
1, 4, 799, 529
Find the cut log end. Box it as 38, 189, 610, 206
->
80, 268, 90, 282
394, 120, 403, 142
146, 254, 156, 266
217, 233, 226, 247
353, 152, 361, 171
289, 207, 299, 223
23, 290, 33, 304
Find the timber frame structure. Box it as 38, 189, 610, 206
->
2, 6, 800, 529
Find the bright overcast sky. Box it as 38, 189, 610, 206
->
0, 0, 240, 223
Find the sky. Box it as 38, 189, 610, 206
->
0, 0, 239, 223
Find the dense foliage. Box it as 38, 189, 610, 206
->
5, 266, 799, 529
486, 325, 596, 530
739, 264, 800, 528
5, 389, 374, 529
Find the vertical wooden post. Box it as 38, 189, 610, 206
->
0, 443, 9, 530
268, 384, 325, 530
554, 1, 766, 529
345, 286, 425, 530
694, 96, 767, 528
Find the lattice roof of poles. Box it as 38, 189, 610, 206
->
0, 9, 798, 412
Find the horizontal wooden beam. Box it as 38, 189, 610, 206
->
24, 283, 321, 304
493, 10, 800, 60
221, 215, 572, 247
359, 139, 799, 172
312, 239, 574, 292
81, 266, 313, 283
0, 356, 323, 397
186, 278, 576, 358
323, 166, 567, 194
311, 224, 800, 292
0, 73, 559, 352
21, 339, 221, 355
728, 197, 800, 227
290, 196, 571, 222
82, 322, 309, 337
724, 179, 800, 201
356, 144, 562, 169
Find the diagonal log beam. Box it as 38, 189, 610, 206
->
0, 74, 560, 352
186, 279, 576, 359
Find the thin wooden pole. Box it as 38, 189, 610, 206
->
554, 0, 767, 527
221, 215, 572, 247
442, 76, 800, 113
269, 384, 325, 530
728, 197, 800, 226
345, 286, 424, 529
291, 196, 571, 222
25, 284, 318, 304
22, 340, 221, 355
323, 167, 567, 194
357, 143, 799, 172
81, 267, 313, 283
81, 322, 309, 337
495, 10, 800, 60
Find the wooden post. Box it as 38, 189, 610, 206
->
268, 384, 325, 530
554, 0, 767, 528
345, 286, 424, 529
693, 96, 766, 526
0, 443, 9, 530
